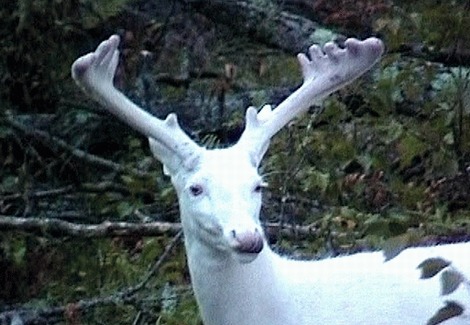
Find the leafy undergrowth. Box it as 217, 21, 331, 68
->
1, 1, 470, 324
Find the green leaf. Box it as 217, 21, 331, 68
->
116, 201, 134, 218
440, 270, 464, 295
382, 234, 409, 261
426, 301, 464, 325
302, 168, 330, 194
363, 215, 391, 237
81, 0, 129, 29
398, 133, 427, 167
128, 138, 141, 149
418, 257, 451, 279
13, 246, 27, 266
443, 132, 454, 145
1, 175, 18, 192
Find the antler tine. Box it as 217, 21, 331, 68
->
71, 35, 201, 173
237, 37, 384, 165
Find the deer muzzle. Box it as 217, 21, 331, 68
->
230, 229, 264, 255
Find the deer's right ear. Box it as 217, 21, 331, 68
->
148, 137, 201, 176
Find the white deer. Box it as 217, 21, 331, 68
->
71, 34, 470, 325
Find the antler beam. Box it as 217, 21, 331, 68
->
237, 38, 384, 162
71, 35, 201, 172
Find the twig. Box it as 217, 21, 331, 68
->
395, 43, 470, 67
1, 185, 75, 201
0, 231, 184, 325
1, 182, 132, 201
4, 114, 149, 178
127, 230, 184, 294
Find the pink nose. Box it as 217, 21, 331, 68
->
231, 229, 264, 254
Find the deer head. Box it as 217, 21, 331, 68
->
71, 35, 384, 264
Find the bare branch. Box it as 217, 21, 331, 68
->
395, 43, 470, 67
1, 182, 132, 202
5, 113, 149, 177
0, 215, 320, 239
0, 216, 182, 238
1, 185, 75, 201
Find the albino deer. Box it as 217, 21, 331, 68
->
71, 35, 470, 325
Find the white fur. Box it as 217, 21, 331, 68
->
71, 35, 470, 325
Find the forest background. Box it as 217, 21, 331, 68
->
1, 0, 470, 324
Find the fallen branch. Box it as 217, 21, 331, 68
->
0, 215, 319, 239
0, 216, 182, 238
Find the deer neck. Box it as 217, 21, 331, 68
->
183, 233, 297, 325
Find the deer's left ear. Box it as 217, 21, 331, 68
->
148, 137, 179, 175
247, 140, 270, 168
148, 135, 202, 176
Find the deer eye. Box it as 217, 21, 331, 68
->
189, 184, 204, 196
254, 181, 268, 193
